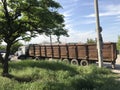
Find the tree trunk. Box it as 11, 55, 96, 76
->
2, 59, 9, 76
0, 54, 4, 64
2, 43, 11, 76
50, 34, 52, 45
57, 36, 61, 44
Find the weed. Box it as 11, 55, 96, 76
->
0, 60, 119, 90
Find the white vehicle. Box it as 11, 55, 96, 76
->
0, 50, 12, 60
16, 46, 26, 56
16, 45, 32, 59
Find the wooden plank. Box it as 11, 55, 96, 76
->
60, 45, 67, 58
68, 45, 76, 59
41, 46, 46, 57
46, 46, 52, 57
88, 44, 98, 60
77, 45, 87, 59
53, 45, 59, 58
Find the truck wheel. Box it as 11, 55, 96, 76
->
71, 59, 78, 65
35, 57, 39, 60
80, 60, 88, 66
62, 59, 69, 64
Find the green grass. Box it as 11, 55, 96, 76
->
0, 60, 120, 90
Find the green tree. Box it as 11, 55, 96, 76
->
0, 45, 6, 51
53, 24, 69, 44
44, 24, 69, 44
87, 38, 96, 44
117, 35, 120, 50
0, 42, 22, 54
10, 42, 23, 54
0, 0, 64, 76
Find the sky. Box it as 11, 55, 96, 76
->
28, 0, 120, 44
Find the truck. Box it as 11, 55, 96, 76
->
0, 50, 12, 61
16, 42, 117, 68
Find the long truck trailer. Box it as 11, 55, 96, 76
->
17, 42, 117, 68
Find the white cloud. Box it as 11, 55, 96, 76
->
72, 0, 78, 2
60, 28, 96, 43
82, 2, 94, 7
58, 0, 80, 26
80, 20, 95, 24
116, 15, 120, 21
28, 30, 96, 44
117, 16, 120, 18
62, 9, 74, 17
85, 14, 94, 18
62, 30, 96, 43
85, 4, 120, 18
62, 10, 74, 30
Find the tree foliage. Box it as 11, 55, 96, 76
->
117, 35, 120, 50
53, 24, 69, 43
0, 0, 65, 75
87, 38, 96, 44
10, 42, 23, 54
0, 45, 6, 51
44, 24, 69, 44
0, 42, 22, 54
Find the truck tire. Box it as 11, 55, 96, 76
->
62, 59, 69, 64
71, 59, 78, 65
35, 57, 40, 60
80, 60, 88, 66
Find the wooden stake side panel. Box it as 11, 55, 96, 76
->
53, 45, 59, 58
77, 45, 87, 59
41, 45, 46, 57
34, 45, 41, 56
102, 43, 117, 61
88, 44, 98, 60
46, 46, 52, 57
60, 45, 68, 58
112, 43, 117, 60
68, 45, 76, 59
102, 44, 112, 61
29, 45, 34, 56
28, 43, 117, 62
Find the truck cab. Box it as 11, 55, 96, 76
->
16, 45, 28, 59
0, 50, 12, 60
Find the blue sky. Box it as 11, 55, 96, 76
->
29, 0, 120, 44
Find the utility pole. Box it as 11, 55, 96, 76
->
94, 0, 103, 68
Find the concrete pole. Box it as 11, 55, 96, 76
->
94, 0, 103, 67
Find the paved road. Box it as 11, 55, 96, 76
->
112, 55, 120, 74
